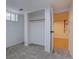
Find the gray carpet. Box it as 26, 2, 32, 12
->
6, 43, 72, 59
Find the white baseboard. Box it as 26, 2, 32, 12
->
6, 41, 24, 48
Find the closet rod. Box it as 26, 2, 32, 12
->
29, 19, 45, 22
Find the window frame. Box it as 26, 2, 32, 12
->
6, 11, 18, 21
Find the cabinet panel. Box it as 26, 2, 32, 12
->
54, 11, 69, 21
53, 38, 68, 49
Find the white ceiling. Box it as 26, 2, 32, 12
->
6, 0, 72, 13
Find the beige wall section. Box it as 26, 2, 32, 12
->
53, 11, 69, 39
69, 5, 73, 56
54, 21, 68, 39
54, 21, 64, 34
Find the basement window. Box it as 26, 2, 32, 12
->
6, 12, 18, 21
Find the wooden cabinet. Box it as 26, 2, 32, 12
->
54, 11, 69, 21
53, 38, 68, 49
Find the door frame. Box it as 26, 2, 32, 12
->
50, 8, 54, 53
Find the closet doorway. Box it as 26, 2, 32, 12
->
25, 8, 53, 52
28, 9, 45, 46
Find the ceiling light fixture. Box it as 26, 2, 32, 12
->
19, 9, 23, 11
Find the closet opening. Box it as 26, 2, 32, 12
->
27, 9, 45, 49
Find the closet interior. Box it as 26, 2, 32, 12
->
27, 9, 45, 46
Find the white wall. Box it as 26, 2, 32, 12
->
6, 14, 24, 48
28, 20, 45, 46
69, 5, 73, 56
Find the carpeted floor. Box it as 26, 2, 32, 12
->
6, 43, 72, 59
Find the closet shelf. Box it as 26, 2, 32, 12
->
29, 16, 45, 21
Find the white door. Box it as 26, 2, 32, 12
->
45, 8, 53, 52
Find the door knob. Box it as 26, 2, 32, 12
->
50, 31, 54, 33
